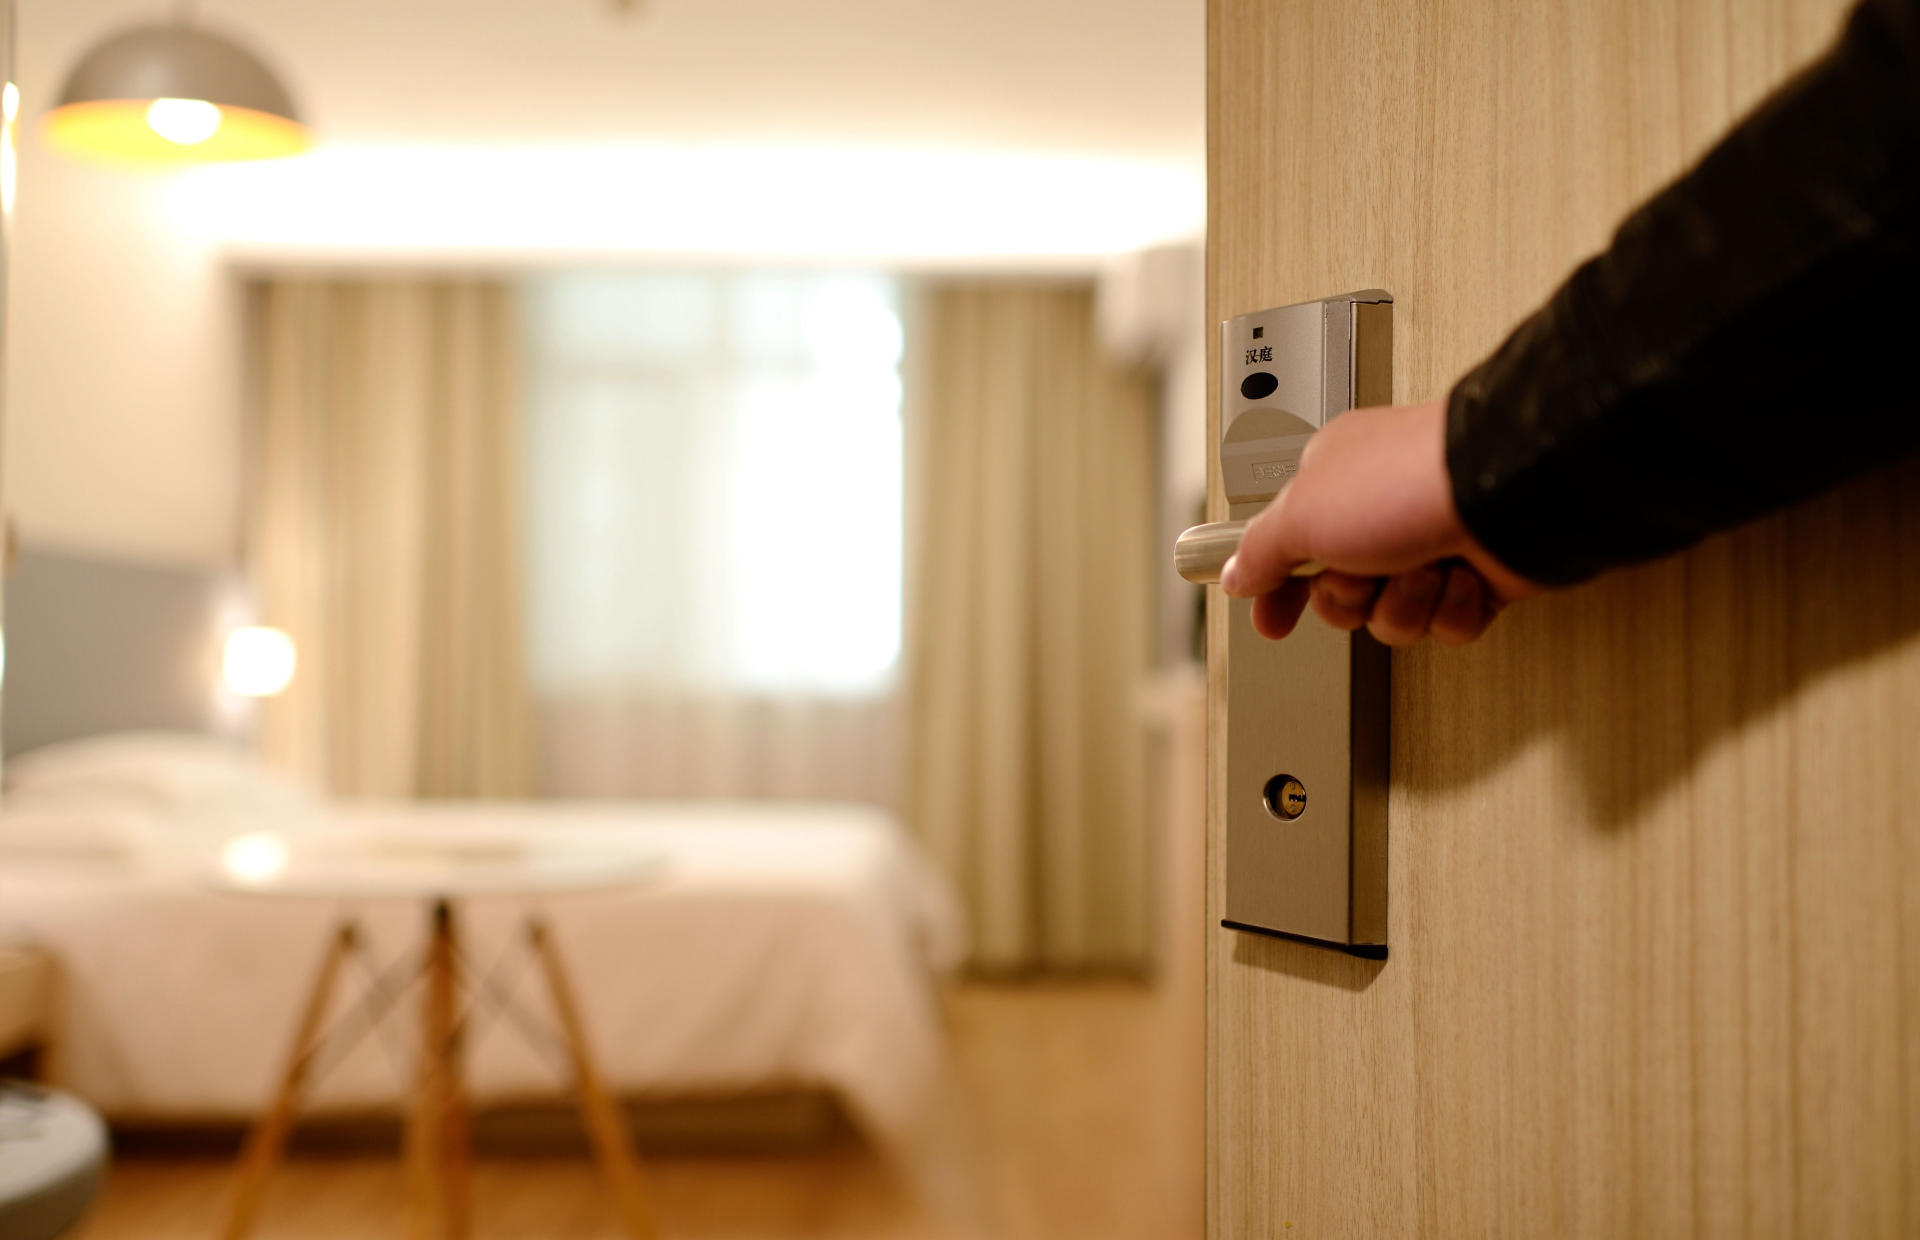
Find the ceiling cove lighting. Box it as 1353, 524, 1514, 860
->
44, 20, 310, 165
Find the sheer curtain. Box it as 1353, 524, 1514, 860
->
522, 272, 904, 806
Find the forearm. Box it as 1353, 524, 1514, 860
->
1446, 0, 1920, 587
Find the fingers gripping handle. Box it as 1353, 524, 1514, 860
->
1174, 519, 1323, 586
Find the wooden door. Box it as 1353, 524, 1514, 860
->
1206, 2, 1920, 1236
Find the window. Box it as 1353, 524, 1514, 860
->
522, 271, 904, 698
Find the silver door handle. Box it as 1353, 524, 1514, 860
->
1174, 519, 1323, 585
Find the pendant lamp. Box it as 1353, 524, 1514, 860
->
44, 19, 309, 165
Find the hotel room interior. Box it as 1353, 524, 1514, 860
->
0, 1, 1206, 1237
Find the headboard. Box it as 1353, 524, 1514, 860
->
3, 546, 239, 757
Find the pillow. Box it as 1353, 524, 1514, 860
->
4, 731, 314, 815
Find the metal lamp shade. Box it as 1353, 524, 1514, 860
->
44, 23, 310, 165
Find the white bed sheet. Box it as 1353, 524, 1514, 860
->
0, 800, 963, 1144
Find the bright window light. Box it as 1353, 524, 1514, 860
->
524, 271, 903, 698
146, 97, 222, 146
224, 625, 297, 697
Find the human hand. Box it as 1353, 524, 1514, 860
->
1218, 399, 1541, 644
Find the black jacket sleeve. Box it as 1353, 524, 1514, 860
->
1445, 0, 1920, 587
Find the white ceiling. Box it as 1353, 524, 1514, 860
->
16, 0, 1204, 263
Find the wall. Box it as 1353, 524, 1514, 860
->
7, 11, 242, 564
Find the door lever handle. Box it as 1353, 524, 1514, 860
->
1174, 519, 1323, 585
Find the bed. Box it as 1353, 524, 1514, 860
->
0, 548, 963, 1147
0, 745, 962, 1144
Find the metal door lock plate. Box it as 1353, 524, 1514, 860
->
1212, 290, 1393, 958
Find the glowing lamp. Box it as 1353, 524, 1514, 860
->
221, 831, 289, 884
145, 97, 221, 145
44, 23, 310, 166
223, 626, 297, 697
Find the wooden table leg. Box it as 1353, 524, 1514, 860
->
408, 898, 466, 1240
221, 921, 358, 1240
443, 907, 472, 1240
529, 918, 659, 1240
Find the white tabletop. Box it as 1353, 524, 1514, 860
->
202, 829, 667, 900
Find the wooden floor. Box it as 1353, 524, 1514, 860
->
73, 982, 1203, 1240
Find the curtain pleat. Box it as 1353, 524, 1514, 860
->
248, 279, 533, 799
904, 282, 1157, 971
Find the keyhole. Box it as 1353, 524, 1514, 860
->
1263, 774, 1308, 821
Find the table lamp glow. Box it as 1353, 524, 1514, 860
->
223, 626, 296, 697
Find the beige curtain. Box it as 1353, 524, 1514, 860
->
248, 279, 533, 798
904, 282, 1158, 971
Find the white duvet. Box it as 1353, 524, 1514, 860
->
0, 799, 963, 1144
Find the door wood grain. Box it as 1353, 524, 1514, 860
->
1205, 2, 1919, 1236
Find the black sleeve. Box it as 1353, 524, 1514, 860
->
1445, 0, 1920, 588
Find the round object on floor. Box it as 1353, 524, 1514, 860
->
0, 1082, 109, 1239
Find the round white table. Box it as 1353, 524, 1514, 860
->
205, 830, 665, 1240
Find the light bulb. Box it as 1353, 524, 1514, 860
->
146, 97, 222, 145
223, 626, 297, 697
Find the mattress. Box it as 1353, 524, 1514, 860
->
0, 799, 963, 1144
